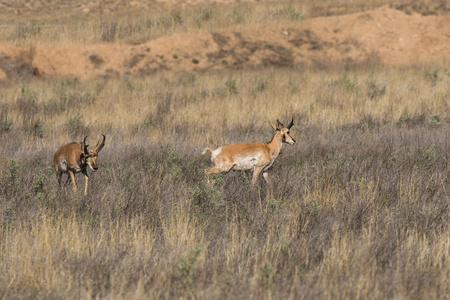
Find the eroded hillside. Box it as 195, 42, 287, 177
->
0, 3, 449, 81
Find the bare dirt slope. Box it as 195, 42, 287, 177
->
0, 6, 449, 81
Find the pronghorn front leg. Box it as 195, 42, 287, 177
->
262, 171, 274, 199
68, 170, 77, 193
262, 171, 269, 183
252, 166, 264, 186
82, 169, 89, 196
64, 174, 71, 186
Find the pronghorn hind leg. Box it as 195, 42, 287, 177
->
204, 167, 219, 185
204, 167, 221, 175
56, 171, 63, 187
204, 165, 232, 185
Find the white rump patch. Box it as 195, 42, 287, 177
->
211, 147, 222, 161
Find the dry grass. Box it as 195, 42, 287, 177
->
0, 0, 449, 299
1, 66, 449, 146
0, 64, 449, 299
0, 2, 311, 45
1, 0, 446, 45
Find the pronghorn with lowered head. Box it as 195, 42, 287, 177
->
53, 134, 105, 196
202, 119, 295, 186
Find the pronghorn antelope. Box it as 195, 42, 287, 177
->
53, 134, 105, 196
202, 119, 295, 186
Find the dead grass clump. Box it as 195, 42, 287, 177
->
89, 53, 104, 68
0, 49, 37, 80
392, 0, 450, 15
0, 104, 13, 133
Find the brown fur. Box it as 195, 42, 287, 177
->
54, 135, 105, 196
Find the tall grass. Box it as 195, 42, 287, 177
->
1, 0, 435, 45
0, 65, 449, 298
0, 66, 449, 146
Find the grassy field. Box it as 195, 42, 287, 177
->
1, 65, 449, 299
1, 0, 450, 299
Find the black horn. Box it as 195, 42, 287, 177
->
286, 118, 294, 129
94, 134, 106, 153
276, 119, 284, 130
81, 136, 89, 154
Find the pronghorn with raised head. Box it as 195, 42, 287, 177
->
53, 134, 105, 196
202, 119, 295, 186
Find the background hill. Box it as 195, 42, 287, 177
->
0, 0, 449, 80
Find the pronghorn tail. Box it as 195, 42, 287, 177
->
202, 147, 213, 155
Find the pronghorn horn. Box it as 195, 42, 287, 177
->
81, 136, 89, 154
276, 119, 284, 130
95, 134, 106, 153
287, 118, 294, 129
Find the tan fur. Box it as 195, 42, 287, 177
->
203, 120, 295, 186
202, 147, 213, 155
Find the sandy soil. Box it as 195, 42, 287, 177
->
0, 6, 449, 81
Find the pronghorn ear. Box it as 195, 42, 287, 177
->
270, 121, 277, 131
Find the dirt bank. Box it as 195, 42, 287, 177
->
0, 6, 449, 81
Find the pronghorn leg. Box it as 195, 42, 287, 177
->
64, 174, 71, 186
262, 171, 273, 200
262, 171, 269, 184
204, 167, 219, 184
82, 169, 89, 196
251, 166, 264, 186
204, 167, 222, 175
204, 165, 232, 184
56, 171, 62, 187
68, 170, 77, 193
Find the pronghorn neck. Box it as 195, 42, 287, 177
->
267, 130, 283, 158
